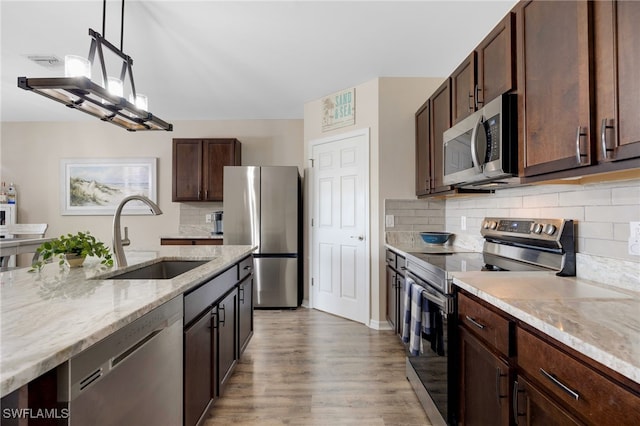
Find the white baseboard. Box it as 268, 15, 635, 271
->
369, 319, 393, 330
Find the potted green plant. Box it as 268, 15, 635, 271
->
30, 231, 114, 271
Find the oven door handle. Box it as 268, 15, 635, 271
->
406, 271, 448, 310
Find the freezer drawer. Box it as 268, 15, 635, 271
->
254, 257, 299, 308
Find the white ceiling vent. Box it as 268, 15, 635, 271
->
26, 55, 63, 68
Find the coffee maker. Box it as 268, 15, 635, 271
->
213, 211, 224, 235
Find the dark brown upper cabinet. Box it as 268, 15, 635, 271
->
415, 99, 431, 197
593, 0, 640, 163
451, 52, 477, 125
517, 0, 593, 177
172, 138, 241, 202
451, 12, 516, 126
430, 79, 454, 194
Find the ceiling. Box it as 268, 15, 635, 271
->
1, 0, 518, 123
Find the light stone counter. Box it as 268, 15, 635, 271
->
452, 271, 640, 384
0, 244, 255, 398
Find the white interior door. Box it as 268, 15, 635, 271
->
310, 128, 369, 325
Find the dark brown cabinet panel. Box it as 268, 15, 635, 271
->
415, 99, 431, 196
184, 311, 213, 426
172, 138, 241, 202
477, 12, 516, 107
458, 327, 511, 426
430, 79, 453, 193
518, 0, 593, 177
217, 289, 237, 396
514, 375, 583, 425
238, 275, 253, 354
593, 0, 640, 163
451, 52, 476, 125
517, 326, 640, 425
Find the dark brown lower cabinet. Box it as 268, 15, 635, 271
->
217, 289, 237, 396
183, 255, 254, 426
513, 375, 582, 425
184, 311, 214, 426
238, 275, 254, 353
458, 327, 512, 426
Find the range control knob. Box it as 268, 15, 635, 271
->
544, 224, 557, 235
483, 220, 491, 229
533, 223, 544, 234
489, 221, 498, 230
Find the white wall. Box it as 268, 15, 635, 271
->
304, 77, 442, 326
1, 119, 303, 265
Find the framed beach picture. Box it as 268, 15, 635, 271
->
60, 158, 157, 215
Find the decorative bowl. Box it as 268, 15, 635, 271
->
419, 231, 453, 245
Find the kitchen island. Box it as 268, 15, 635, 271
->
0, 244, 255, 398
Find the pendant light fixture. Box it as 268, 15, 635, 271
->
17, 0, 172, 131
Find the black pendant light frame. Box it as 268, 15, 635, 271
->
17, 0, 173, 131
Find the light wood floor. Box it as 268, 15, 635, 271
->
202, 307, 432, 425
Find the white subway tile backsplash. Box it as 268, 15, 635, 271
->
522, 192, 559, 208
586, 205, 639, 223
578, 222, 613, 240
560, 189, 611, 206
611, 186, 640, 205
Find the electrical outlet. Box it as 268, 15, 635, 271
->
629, 221, 640, 256
461, 216, 467, 231
205, 213, 212, 224
385, 214, 395, 228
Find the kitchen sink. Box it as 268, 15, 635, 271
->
102, 260, 209, 280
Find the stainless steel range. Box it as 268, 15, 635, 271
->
403, 217, 576, 426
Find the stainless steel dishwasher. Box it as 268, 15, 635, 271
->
58, 296, 183, 425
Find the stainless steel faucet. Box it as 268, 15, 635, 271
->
112, 195, 163, 267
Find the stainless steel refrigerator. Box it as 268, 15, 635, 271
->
223, 166, 301, 308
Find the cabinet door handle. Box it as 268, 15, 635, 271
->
468, 91, 474, 112
575, 126, 588, 164
243, 265, 252, 271
239, 286, 245, 303
400, 266, 407, 271
475, 84, 482, 108
539, 368, 580, 400
513, 380, 521, 425
495, 367, 507, 404
465, 315, 486, 330
211, 310, 217, 329
219, 304, 226, 325
600, 118, 614, 160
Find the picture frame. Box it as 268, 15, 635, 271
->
60, 157, 157, 215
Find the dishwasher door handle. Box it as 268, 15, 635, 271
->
111, 328, 163, 368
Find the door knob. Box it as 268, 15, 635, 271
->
350, 235, 364, 241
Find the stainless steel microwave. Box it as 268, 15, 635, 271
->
442, 93, 518, 187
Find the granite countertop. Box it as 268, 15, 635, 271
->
0, 244, 255, 398
452, 271, 640, 385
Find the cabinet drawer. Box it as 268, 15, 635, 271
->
517, 327, 640, 425
385, 249, 396, 267
238, 255, 253, 281
184, 265, 237, 325
458, 292, 511, 356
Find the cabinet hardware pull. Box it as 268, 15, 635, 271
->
575, 126, 588, 164
539, 368, 580, 400
219, 305, 226, 325
475, 84, 482, 108
205, 190, 209, 199
239, 286, 245, 303
243, 265, 252, 271
495, 368, 507, 404
465, 315, 486, 329
400, 266, 407, 271
211, 311, 217, 329
600, 118, 614, 160
468, 91, 474, 112
513, 381, 523, 425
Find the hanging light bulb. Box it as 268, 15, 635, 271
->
128, 93, 148, 110
64, 55, 91, 78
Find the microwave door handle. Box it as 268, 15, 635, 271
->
470, 114, 485, 173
